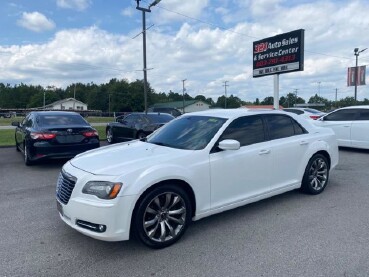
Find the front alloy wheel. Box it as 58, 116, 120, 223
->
134, 185, 191, 248
301, 154, 329, 194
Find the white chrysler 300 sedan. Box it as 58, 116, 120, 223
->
56, 109, 339, 248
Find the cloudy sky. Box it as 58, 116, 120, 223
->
0, 0, 369, 103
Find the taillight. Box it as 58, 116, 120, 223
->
83, 131, 98, 137
309, 115, 320, 120
30, 132, 57, 140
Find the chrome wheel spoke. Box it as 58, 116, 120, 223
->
154, 197, 161, 209
169, 196, 180, 209
164, 220, 175, 237
159, 221, 166, 241
148, 222, 159, 239
146, 207, 158, 214
167, 215, 184, 225
144, 216, 158, 228
168, 207, 185, 216
163, 193, 171, 209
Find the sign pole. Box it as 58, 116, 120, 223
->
274, 74, 279, 110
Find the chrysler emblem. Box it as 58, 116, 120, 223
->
67, 129, 73, 133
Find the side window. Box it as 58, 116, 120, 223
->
324, 109, 356, 121
123, 115, 135, 125
220, 116, 265, 147
292, 120, 306, 135
264, 115, 295, 140
356, 109, 369, 120
22, 115, 33, 127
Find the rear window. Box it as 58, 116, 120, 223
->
147, 114, 174, 123
38, 114, 88, 126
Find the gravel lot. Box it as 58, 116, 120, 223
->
0, 146, 369, 277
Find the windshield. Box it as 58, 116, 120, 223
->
147, 116, 227, 150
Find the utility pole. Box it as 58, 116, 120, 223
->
135, 0, 161, 114
334, 88, 338, 106
182, 79, 186, 114
294, 89, 299, 106
108, 93, 111, 116
73, 84, 76, 110
317, 81, 321, 97
223, 81, 229, 109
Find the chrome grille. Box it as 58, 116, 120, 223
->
56, 170, 77, 205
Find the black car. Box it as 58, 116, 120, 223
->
106, 112, 174, 143
12, 111, 100, 165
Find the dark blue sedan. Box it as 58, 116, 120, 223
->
12, 111, 100, 165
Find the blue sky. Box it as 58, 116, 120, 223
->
1, 0, 369, 103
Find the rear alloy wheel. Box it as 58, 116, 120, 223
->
133, 185, 192, 249
24, 144, 33, 166
301, 154, 329, 195
106, 128, 114, 144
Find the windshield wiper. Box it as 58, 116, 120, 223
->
139, 137, 147, 142
149, 141, 171, 147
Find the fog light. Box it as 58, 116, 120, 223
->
76, 220, 106, 233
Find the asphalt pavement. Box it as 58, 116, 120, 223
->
0, 146, 369, 277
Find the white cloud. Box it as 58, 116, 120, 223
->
121, 7, 134, 17
56, 0, 91, 11
17, 12, 55, 32
3, 1, 369, 102
153, 0, 209, 24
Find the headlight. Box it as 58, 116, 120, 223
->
82, 181, 122, 199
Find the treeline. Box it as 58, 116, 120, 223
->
0, 78, 244, 112
0, 79, 368, 112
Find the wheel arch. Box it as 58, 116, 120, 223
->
312, 150, 331, 169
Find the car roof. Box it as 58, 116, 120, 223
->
338, 105, 369, 110
29, 111, 81, 116
182, 108, 292, 120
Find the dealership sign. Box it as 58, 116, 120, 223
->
253, 29, 305, 78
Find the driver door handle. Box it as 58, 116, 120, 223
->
259, 149, 271, 155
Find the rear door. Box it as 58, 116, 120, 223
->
317, 109, 356, 147
351, 109, 369, 149
263, 114, 310, 191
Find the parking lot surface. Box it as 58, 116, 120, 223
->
0, 146, 369, 277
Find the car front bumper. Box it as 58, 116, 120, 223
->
57, 194, 136, 242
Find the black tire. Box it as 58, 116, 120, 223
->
301, 154, 329, 195
132, 185, 192, 249
24, 144, 33, 166
106, 128, 115, 144
136, 131, 146, 140
15, 136, 20, 152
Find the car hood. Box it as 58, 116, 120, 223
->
70, 140, 189, 176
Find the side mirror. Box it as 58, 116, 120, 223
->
11, 121, 20, 127
218, 139, 240, 151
